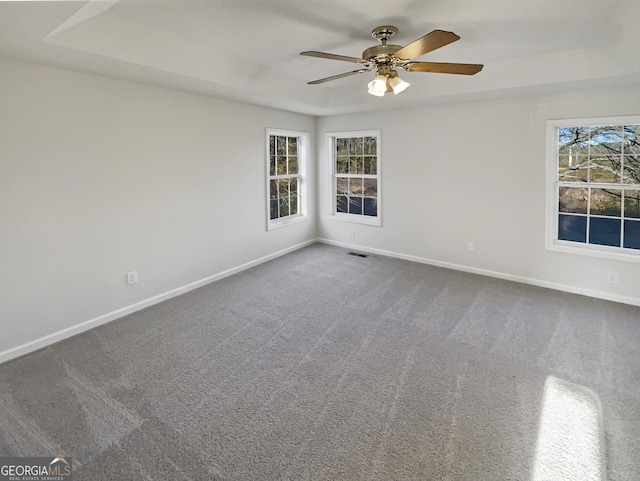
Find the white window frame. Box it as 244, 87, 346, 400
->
326, 130, 381, 226
546, 115, 640, 263
266, 128, 308, 231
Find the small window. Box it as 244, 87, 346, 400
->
327, 131, 381, 226
547, 117, 640, 261
266, 129, 308, 230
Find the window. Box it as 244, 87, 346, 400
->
327, 131, 381, 226
547, 116, 640, 261
266, 129, 308, 230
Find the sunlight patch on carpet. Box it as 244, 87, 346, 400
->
532, 375, 605, 481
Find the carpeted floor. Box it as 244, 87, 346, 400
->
1, 243, 639, 480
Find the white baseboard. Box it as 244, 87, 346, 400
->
3, 237, 637, 365
0, 239, 316, 365
317, 238, 640, 307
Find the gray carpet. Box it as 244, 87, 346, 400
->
1, 243, 639, 480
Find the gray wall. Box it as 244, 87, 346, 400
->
0, 57, 316, 357
2, 53, 639, 361
317, 87, 640, 304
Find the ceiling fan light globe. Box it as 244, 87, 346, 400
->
370, 74, 387, 93
389, 75, 410, 94
367, 80, 385, 96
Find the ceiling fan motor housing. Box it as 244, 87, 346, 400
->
362, 44, 403, 62
364, 26, 403, 63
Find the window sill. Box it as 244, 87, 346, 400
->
329, 213, 381, 227
267, 214, 308, 231
546, 239, 640, 263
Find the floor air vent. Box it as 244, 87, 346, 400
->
347, 252, 369, 258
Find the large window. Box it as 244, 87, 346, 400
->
547, 116, 640, 260
327, 131, 381, 226
266, 129, 308, 230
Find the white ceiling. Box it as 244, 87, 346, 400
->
1, 0, 639, 116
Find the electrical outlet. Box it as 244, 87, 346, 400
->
349, 231, 356, 239
607, 272, 618, 284
127, 271, 138, 285
467, 241, 476, 252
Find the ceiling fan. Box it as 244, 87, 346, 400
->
300, 25, 483, 96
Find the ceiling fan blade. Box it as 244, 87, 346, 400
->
300, 51, 367, 64
393, 30, 460, 60
307, 69, 369, 85
407, 61, 483, 75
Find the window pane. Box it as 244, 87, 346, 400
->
349, 178, 363, 196
288, 156, 298, 174
558, 127, 589, 155
269, 156, 276, 176
623, 155, 640, 184
348, 196, 363, 215
336, 156, 348, 174
558, 155, 589, 182
349, 156, 363, 174
279, 197, 290, 217
269, 179, 278, 200
331, 133, 379, 221
364, 136, 377, 155
589, 217, 621, 247
277, 156, 287, 175
624, 125, 640, 154
590, 125, 623, 155
558, 214, 587, 242
364, 156, 377, 175
624, 190, 640, 218
590, 156, 621, 183
267, 130, 306, 227
336, 138, 348, 156
270, 136, 276, 157
287, 137, 298, 156
270, 199, 279, 219
363, 178, 377, 197
364, 198, 377, 217
590, 188, 621, 217
559, 187, 587, 214
349, 137, 363, 154
336, 177, 348, 195
623, 219, 640, 249
278, 179, 290, 199
553, 122, 640, 254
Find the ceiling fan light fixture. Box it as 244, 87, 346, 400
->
388, 72, 410, 95
367, 83, 385, 96
370, 74, 387, 93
